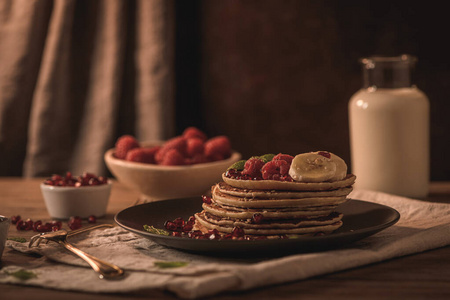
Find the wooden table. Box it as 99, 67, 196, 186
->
1, 178, 450, 299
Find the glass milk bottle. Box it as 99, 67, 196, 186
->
348, 55, 429, 199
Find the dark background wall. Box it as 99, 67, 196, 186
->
174, 0, 450, 181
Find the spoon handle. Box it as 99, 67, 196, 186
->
60, 240, 125, 279
67, 224, 114, 237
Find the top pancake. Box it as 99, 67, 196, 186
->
217, 182, 353, 199
222, 173, 356, 191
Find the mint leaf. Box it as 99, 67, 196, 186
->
5, 269, 37, 280
227, 160, 246, 171
7, 237, 27, 243
154, 261, 188, 269
259, 153, 275, 163
143, 225, 169, 236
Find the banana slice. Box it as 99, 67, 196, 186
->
289, 153, 337, 182
313, 151, 347, 181
330, 153, 347, 181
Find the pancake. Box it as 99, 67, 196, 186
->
203, 202, 337, 219
217, 182, 353, 199
195, 211, 343, 235
212, 184, 349, 209
223, 173, 356, 191
200, 210, 343, 229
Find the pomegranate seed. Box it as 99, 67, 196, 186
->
44, 172, 108, 187
16, 220, 27, 230
51, 174, 62, 181
251, 213, 264, 224
68, 178, 78, 186
50, 220, 62, 230
172, 231, 182, 237
202, 195, 212, 204
164, 221, 177, 231
187, 216, 196, 225
231, 227, 245, 238
99, 176, 108, 184
68, 222, 82, 230
69, 216, 82, 222
173, 217, 185, 229
83, 172, 96, 180
78, 176, 88, 186
33, 220, 42, 232
222, 233, 233, 239
44, 179, 54, 185
208, 229, 220, 235
24, 219, 33, 230
188, 230, 203, 238
11, 215, 21, 224
280, 175, 294, 182
36, 224, 51, 232
182, 224, 193, 232
52, 226, 60, 232
87, 215, 97, 224
318, 151, 331, 159
68, 216, 82, 230
89, 177, 100, 185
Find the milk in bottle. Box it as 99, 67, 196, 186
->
348, 55, 429, 199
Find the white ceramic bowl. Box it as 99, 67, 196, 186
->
40, 181, 112, 219
104, 142, 241, 200
0, 216, 10, 260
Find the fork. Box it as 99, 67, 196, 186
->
29, 225, 125, 279
29, 224, 114, 247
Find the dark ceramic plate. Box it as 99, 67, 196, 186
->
115, 198, 400, 256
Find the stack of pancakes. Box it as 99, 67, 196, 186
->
194, 174, 356, 238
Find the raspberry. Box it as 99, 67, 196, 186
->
182, 127, 207, 141
204, 136, 231, 159
114, 135, 140, 159
186, 138, 204, 157
261, 160, 290, 180
155, 136, 187, 163
160, 149, 185, 165
125, 146, 160, 164
186, 153, 208, 165
272, 153, 294, 165
241, 157, 265, 178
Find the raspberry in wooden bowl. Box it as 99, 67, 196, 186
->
104, 128, 242, 201
40, 172, 112, 219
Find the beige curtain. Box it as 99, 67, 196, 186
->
0, 0, 174, 177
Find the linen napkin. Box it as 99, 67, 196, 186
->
1, 189, 450, 299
